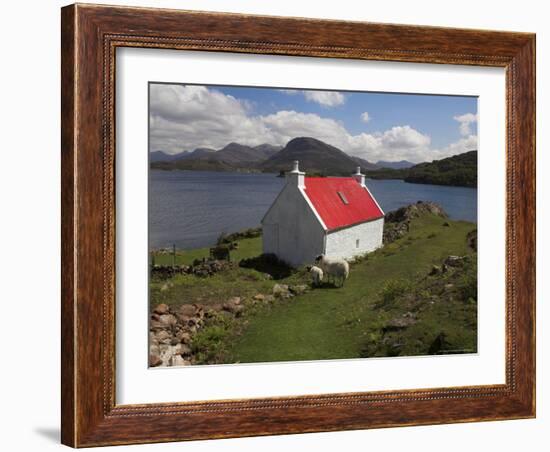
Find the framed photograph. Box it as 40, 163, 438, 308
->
61, 3, 536, 447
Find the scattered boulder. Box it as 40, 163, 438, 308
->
153, 303, 170, 315
155, 330, 172, 345
159, 345, 173, 366
149, 319, 166, 331
194, 304, 205, 319
223, 297, 244, 316
444, 255, 466, 267
384, 313, 417, 331
158, 314, 177, 328
253, 294, 265, 302
149, 354, 163, 367
172, 343, 192, 357
272, 283, 290, 298
176, 331, 191, 344
205, 304, 223, 317
289, 284, 309, 295
233, 305, 245, 317
429, 265, 442, 276
179, 304, 196, 318
170, 355, 187, 366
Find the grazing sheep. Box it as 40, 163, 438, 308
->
309, 265, 324, 287
315, 255, 349, 287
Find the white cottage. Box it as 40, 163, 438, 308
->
261, 161, 385, 267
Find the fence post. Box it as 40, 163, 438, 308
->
172, 244, 176, 269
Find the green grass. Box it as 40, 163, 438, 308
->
150, 236, 303, 308
226, 214, 475, 363
150, 213, 477, 364
150, 265, 276, 308
152, 237, 262, 267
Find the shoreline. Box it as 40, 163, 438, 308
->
150, 168, 477, 189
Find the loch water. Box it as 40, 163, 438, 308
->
149, 170, 477, 250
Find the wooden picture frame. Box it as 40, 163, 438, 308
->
61, 3, 535, 447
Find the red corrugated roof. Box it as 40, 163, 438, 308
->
304, 177, 384, 231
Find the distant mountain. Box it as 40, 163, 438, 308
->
351, 156, 380, 171
177, 147, 216, 160
149, 150, 184, 162
151, 137, 378, 175
151, 143, 268, 172
376, 160, 416, 170
365, 151, 477, 188
254, 144, 283, 159
260, 137, 376, 175
213, 143, 268, 165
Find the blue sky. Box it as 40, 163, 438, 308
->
219, 86, 477, 150
149, 83, 478, 163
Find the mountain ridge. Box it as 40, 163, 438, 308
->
149, 138, 476, 187
151, 137, 379, 174
376, 160, 416, 169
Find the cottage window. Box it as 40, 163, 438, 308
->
337, 191, 349, 205
356, 239, 360, 248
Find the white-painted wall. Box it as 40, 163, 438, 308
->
262, 182, 326, 267
325, 218, 384, 261
263, 175, 384, 266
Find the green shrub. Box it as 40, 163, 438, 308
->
378, 279, 411, 307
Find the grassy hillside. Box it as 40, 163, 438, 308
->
228, 214, 475, 363
365, 150, 477, 188
150, 210, 477, 364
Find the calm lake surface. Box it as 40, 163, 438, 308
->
149, 170, 477, 250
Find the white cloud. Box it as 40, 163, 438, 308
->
150, 84, 477, 163
304, 91, 345, 107
437, 134, 478, 157
454, 112, 478, 136
345, 126, 432, 162
278, 88, 346, 107
277, 89, 299, 95
360, 112, 371, 123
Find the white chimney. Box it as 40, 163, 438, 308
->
353, 166, 365, 186
287, 160, 305, 188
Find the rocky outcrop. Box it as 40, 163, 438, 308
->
383, 201, 448, 244
149, 281, 308, 367
149, 303, 207, 367
362, 252, 477, 358
384, 312, 417, 332
385, 201, 448, 224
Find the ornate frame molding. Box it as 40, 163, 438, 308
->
61, 4, 535, 447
